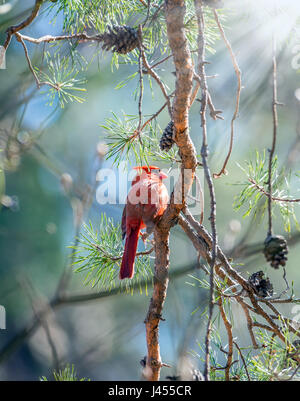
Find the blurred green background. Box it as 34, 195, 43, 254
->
0, 0, 299, 381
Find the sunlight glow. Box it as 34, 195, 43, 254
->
258, 0, 300, 12
245, 0, 300, 42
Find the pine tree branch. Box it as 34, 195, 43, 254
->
143, 0, 198, 382
249, 178, 300, 203
8, 32, 102, 45
194, 0, 218, 381
3, 0, 44, 50
92, 243, 154, 261
178, 210, 300, 362
233, 341, 251, 381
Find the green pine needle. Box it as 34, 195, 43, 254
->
233, 151, 300, 232
35, 52, 87, 108
40, 364, 90, 381
70, 214, 153, 294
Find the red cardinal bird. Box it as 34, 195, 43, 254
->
120, 166, 169, 280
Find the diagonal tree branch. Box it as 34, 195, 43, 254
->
3, 0, 44, 50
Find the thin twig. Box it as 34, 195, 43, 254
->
262, 301, 300, 337
190, 79, 201, 107
11, 32, 102, 45
194, 0, 218, 381
137, 25, 144, 133
140, 91, 175, 132
233, 341, 251, 381
195, 173, 204, 224
218, 296, 233, 380
213, 263, 259, 349
140, 47, 172, 116
213, 10, 242, 178
252, 322, 277, 332
142, 0, 151, 27
286, 365, 300, 381
149, 54, 173, 70
249, 178, 300, 203
3, 0, 43, 50
193, 72, 223, 120
15, 33, 60, 91
267, 36, 279, 236
178, 215, 211, 262
147, 3, 164, 27
92, 244, 154, 261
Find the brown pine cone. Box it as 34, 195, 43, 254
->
248, 271, 273, 298
98, 25, 139, 55
263, 235, 288, 269
159, 121, 174, 152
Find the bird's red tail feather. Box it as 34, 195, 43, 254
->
119, 225, 141, 279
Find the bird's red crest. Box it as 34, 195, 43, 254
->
133, 165, 160, 173
132, 165, 168, 180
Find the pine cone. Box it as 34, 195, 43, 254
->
203, 0, 224, 8
99, 25, 139, 54
248, 271, 273, 298
263, 235, 288, 269
159, 121, 175, 152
